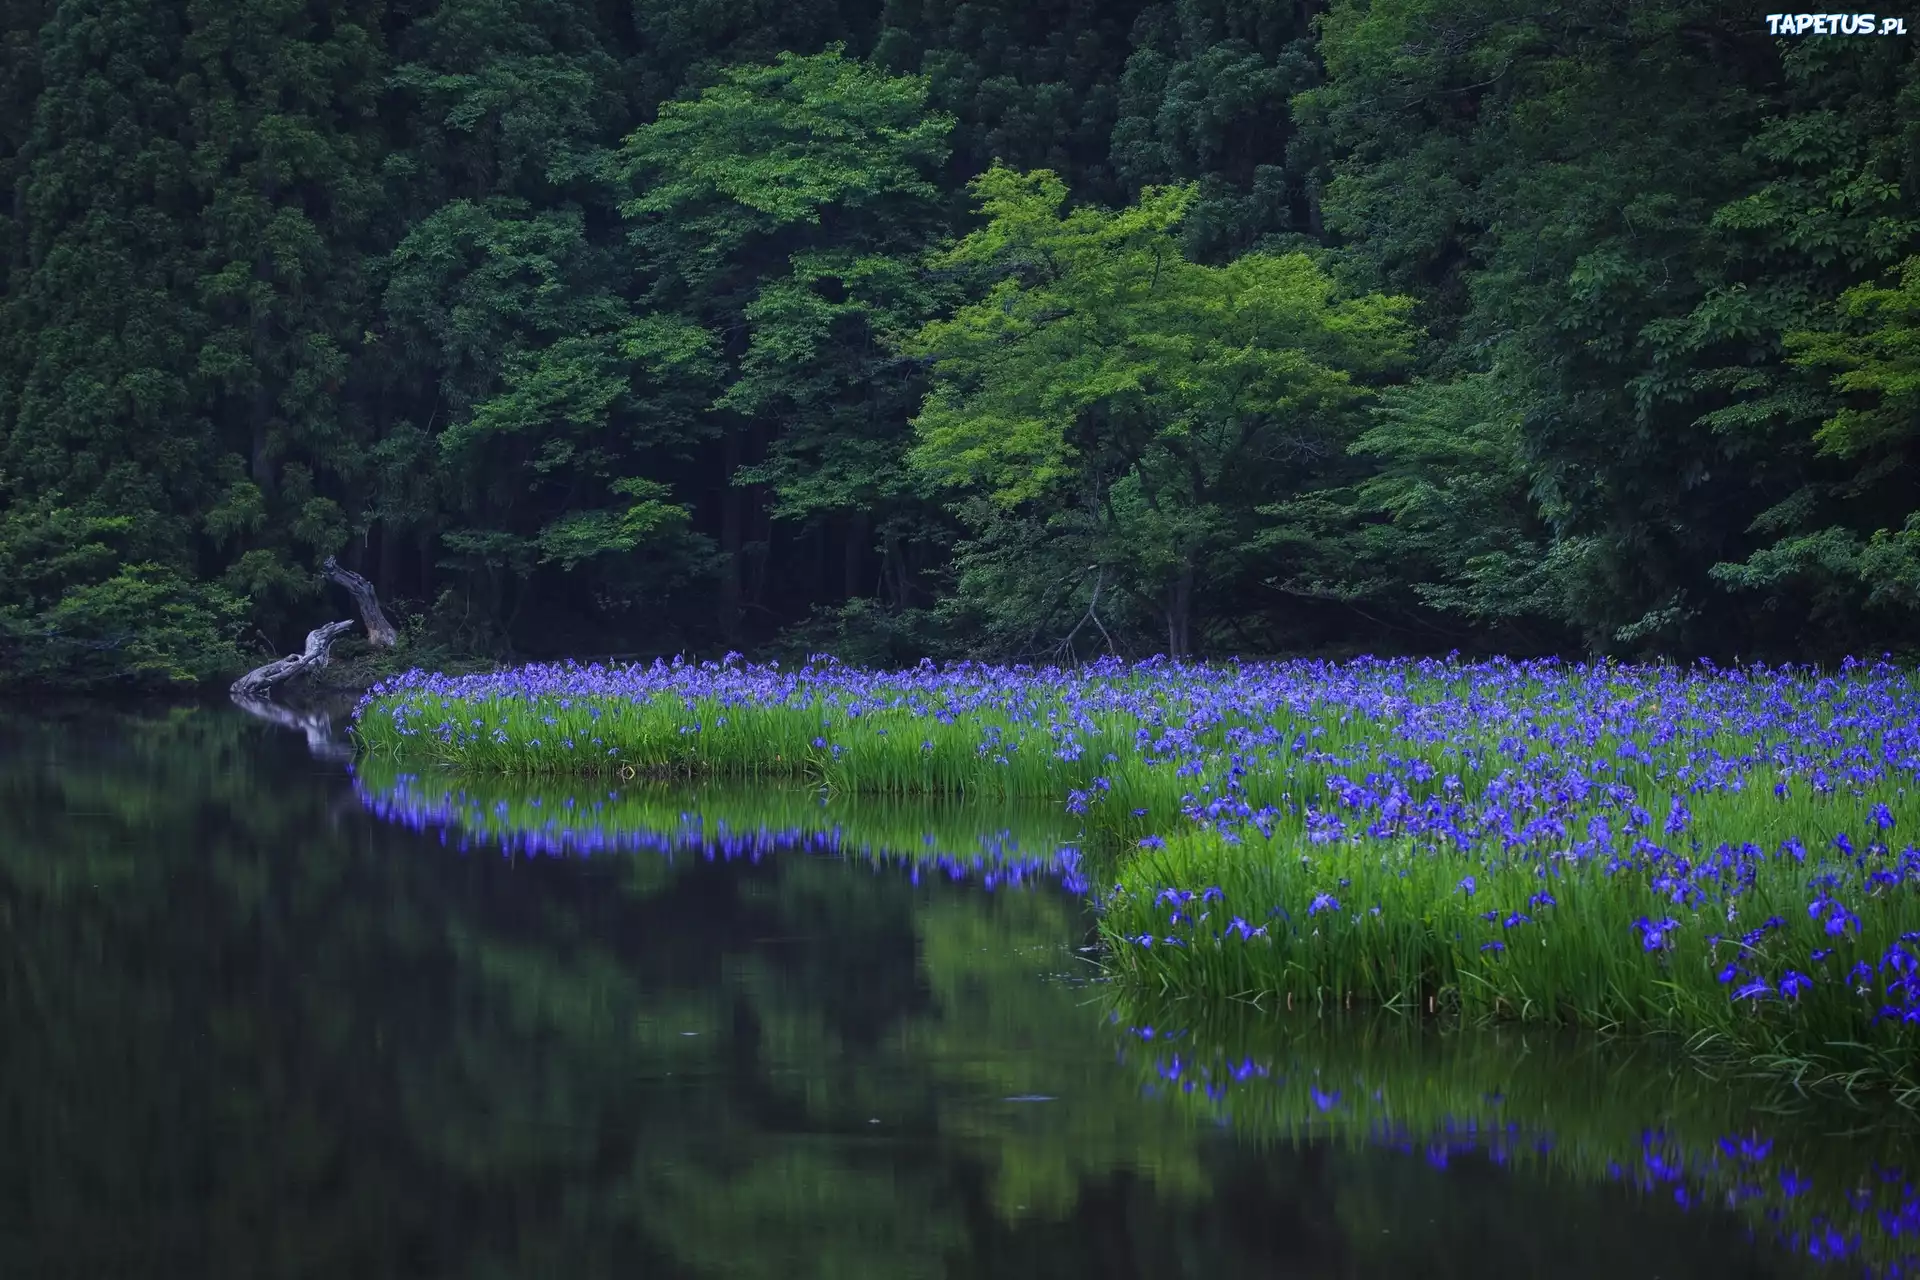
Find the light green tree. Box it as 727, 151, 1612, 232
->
906, 166, 1415, 656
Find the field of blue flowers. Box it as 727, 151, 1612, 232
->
352, 653, 1920, 1093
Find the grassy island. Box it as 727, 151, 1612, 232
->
353, 654, 1920, 1094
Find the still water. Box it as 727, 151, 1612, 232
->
2, 705, 1913, 1279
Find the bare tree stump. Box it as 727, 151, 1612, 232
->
322, 555, 398, 648
230, 620, 356, 699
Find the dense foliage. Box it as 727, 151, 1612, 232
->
2, 0, 1916, 686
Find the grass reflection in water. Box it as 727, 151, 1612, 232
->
1106, 1003, 1920, 1278
351, 760, 1094, 892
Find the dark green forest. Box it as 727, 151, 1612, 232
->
0, 0, 1915, 688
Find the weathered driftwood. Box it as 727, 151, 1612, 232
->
229, 692, 357, 763
229, 620, 356, 699
322, 556, 398, 648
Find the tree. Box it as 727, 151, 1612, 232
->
871, 0, 1152, 208
1255, 371, 1577, 654
0, 0, 238, 683
0, 0, 394, 683
1296, 0, 1920, 657
179, 0, 390, 615
1710, 254, 1920, 643
907, 165, 1415, 657
603, 46, 957, 646
1110, 0, 1323, 263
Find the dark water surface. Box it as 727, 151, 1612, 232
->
2, 706, 1910, 1279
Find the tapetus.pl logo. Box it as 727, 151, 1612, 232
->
1765, 12, 1908, 33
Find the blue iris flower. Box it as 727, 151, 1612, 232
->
1633, 915, 1680, 952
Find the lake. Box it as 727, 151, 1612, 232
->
1, 704, 1909, 1278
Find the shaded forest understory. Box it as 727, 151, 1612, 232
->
1, 0, 1916, 688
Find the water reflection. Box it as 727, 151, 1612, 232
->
229, 690, 358, 763
352, 760, 1092, 891
0, 705, 1901, 1277
1107, 1007, 1920, 1278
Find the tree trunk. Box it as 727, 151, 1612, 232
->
843, 509, 868, 602
323, 555, 398, 647
376, 520, 397, 600
719, 425, 743, 643
1166, 561, 1194, 658
745, 480, 772, 617
230, 620, 355, 699
883, 527, 911, 609
810, 520, 827, 603
250, 167, 276, 489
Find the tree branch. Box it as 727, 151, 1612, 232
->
230, 620, 356, 699
1055, 565, 1118, 662
322, 555, 398, 647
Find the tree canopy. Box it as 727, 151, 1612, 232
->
1, 0, 1915, 686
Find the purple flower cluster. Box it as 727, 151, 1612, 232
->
1080, 657, 1920, 1037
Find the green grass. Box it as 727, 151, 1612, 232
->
1097, 821, 1920, 1094
356, 686, 1163, 795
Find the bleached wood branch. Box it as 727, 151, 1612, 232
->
322, 556, 398, 648
229, 620, 355, 699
